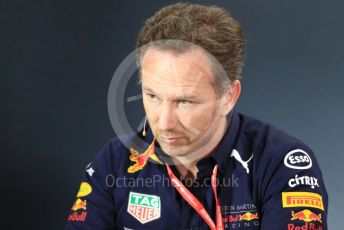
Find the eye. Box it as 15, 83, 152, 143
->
147, 94, 155, 99
179, 99, 192, 105
146, 93, 159, 101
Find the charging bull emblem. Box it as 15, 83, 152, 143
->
127, 139, 161, 173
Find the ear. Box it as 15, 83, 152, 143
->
220, 80, 241, 116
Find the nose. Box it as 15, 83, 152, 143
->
157, 102, 177, 131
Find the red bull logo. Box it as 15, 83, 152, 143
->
68, 211, 87, 222
223, 212, 259, 223
223, 213, 260, 229
288, 222, 322, 230
71, 198, 87, 211
239, 212, 259, 221
223, 214, 240, 223
127, 139, 161, 173
291, 209, 322, 223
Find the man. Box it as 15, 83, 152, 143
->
66, 3, 328, 229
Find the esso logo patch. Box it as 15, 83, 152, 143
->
284, 149, 312, 170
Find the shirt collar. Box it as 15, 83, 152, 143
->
210, 110, 240, 174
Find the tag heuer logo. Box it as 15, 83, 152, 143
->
127, 192, 161, 224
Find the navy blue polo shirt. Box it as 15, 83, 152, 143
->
65, 111, 328, 229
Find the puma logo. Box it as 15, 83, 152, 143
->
230, 149, 253, 174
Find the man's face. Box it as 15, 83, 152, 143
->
141, 48, 229, 159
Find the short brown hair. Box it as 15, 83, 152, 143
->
136, 2, 245, 93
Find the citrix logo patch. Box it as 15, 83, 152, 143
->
288, 175, 319, 189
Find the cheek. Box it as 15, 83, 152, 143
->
179, 106, 216, 132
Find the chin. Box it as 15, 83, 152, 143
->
159, 144, 191, 157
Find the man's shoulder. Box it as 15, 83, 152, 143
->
90, 133, 141, 175
235, 112, 313, 161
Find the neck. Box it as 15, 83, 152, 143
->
171, 158, 199, 180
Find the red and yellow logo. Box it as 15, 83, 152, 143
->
71, 198, 87, 211
239, 212, 259, 221
282, 192, 324, 210
127, 139, 162, 173
68, 212, 87, 222
76, 182, 92, 197
291, 209, 322, 223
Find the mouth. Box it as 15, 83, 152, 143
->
160, 135, 183, 144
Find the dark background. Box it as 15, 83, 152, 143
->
1, 0, 343, 229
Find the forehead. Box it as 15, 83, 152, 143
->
140, 48, 215, 94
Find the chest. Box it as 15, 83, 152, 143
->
113, 166, 260, 230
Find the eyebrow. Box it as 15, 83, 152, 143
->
142, 87, 155, 94
143, 87, 199, 100
175, 95, 198, 100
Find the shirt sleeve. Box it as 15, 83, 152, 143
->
65, 142, 118, 230
259, 144, 328, 230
